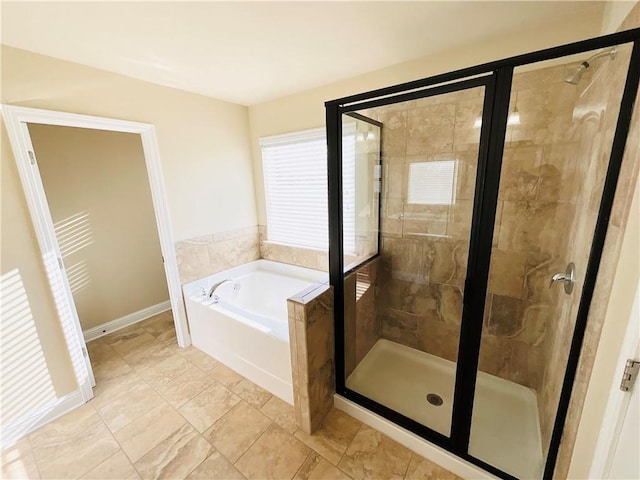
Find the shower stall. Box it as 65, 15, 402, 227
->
326, 29, 640, 480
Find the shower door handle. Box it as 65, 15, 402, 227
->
549, 262, 576, 294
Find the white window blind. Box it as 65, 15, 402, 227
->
261, 128, 355, 252
407, 160, 458, 205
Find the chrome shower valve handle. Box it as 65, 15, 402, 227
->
549, 262, 576, 294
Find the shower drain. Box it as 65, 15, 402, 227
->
426, 393, 444, 406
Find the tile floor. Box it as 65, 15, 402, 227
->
1, 311, 462, 480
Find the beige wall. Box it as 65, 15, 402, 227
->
248, 9, 604, 227
1, 122, 77, 398
28, 125, 169, 331
1, 46, 257, 410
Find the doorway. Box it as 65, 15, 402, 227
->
326, 31, 640, 480
2, 106, 189, 406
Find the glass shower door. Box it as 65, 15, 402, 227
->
469, 44, 634, 479
342, 82, 489, 438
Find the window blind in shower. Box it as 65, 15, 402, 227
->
261, 127, 355, 252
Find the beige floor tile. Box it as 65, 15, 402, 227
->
90, 370, 142, 411
295, 409, 362, 465
178, 347, 219, 373
209, 363, 244, 388
179, 383, 240, 433
204, 401, 272, 462
110, 331, 157, 355
87, 340, 118, 364
101, 325, 146, 347
29, 404, 99, 449
236, 424, 310, 480
338, 426, 413, 480
114, 402, 186, 462
97, 381, 164, 431
92, 354, 133, 382
294, 452, 351, 480
1, 438, 40, 480
231, 378, 272, 408
80, 450, 140, 480
139, 354, 192, 387
32, 417, 119, 479
260, 396, 298, 434
152, 365, 214, 408
140, 312, 174, 337
186, 451, 245, 480
404, 454, 462, 480
134, 423, 213, 480
122, 341, 175, 371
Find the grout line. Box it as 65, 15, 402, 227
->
402, 453, 414, 480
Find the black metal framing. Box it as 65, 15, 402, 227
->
326, 26, 640, 480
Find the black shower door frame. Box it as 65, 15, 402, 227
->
326, 27, 640, 480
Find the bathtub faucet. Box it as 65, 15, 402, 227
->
207, 278, 234, 301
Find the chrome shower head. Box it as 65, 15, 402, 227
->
564, 46, 617, 85
564, 62, 589, 85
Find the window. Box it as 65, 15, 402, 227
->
407, 160, 458, 205
261, 128, 355, 251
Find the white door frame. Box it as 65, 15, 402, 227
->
589, 283, 640, 478
2, 105, 191, 402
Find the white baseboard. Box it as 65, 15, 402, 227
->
83, 300, 171, 342
1, 390, 84, 449
334, 395, 496, 480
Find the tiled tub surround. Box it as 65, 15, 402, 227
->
175, 226, 260, 284
0, 310, 462, 480
287, 284, 335, 434
183, 260, 327, 405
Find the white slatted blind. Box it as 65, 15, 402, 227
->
407, 160, 458, 205
261, 128, 355, 252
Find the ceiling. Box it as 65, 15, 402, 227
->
1, 1, 605, 106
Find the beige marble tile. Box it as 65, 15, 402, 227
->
114, 402, 186, 463
260, 396, 298, 434
294, 452, 351, 480
151, 365, 214, 408
101, 325, 146, 347
97, 380, 164, 432
134, 423, 213, 480
92, 353, 133, 382
405, 454, 462, 480
178, 382, 240, 433
294, 409, 362, 465
87, 340, 118, 364
122, 340, 175, 371
1, 438, 40, 480
186, 451, 245, 480
204, 401, 272, 462
80, 450, 140, 480
30, 405, 119, 479
231, 378, 272, 408
90, 370, 142, 411
139, 354, 192, 387
209, 363, 244, 388
487, 248, 527, 298
235, 424, 310, 480
140, 312, 175, 339
110, 331, 157, 356
338, 426, 412, 480
179, 347, 219, 373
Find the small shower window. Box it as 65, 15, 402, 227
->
407, 160, 458, 205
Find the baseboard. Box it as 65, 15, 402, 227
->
1, 390, 84, 449
83, 300, 171, 342
334, 395, 496, 480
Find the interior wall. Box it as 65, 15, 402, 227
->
248, 9, 604, 229
1, 45, 257, 416
1, 121, 77, 402
28, 124, 169, 331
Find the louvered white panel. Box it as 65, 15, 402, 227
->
261, 127, 356, 252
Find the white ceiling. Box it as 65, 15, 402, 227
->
1, 1, 605, 105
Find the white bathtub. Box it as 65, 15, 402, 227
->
183, 259, 327, 404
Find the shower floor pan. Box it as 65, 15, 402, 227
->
346, 339, 543, 479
